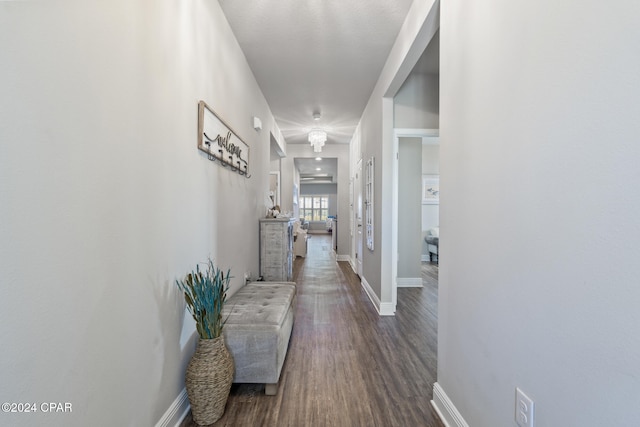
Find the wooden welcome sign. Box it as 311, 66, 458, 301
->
197, 100, 251, 177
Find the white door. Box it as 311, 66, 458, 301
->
354, 160, 363, 277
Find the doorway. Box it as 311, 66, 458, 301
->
392, 129, 439, 302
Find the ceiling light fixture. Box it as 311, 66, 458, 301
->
308, 129, 327, 153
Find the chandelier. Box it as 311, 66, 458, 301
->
308, 129, 327, 152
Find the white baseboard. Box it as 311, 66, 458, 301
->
431, 382, 469, 427
155, 388, 190, 427
360, 276, 379, 310
397, 277, 423, 287
336, 254, 350, 262
379, 302, 396, 316
361, 276, 396, 316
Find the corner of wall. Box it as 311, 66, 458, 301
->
155, 388, 190, 427
431, 383, 469, 427
361, 276, 396, 316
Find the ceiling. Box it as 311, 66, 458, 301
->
217, 0, 416, 148
295, 157, 338, 184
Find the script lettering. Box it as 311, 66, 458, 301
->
214, 131, 243, 160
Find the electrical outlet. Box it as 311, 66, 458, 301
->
515, 387, 534, 427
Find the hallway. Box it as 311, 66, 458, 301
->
182, 234, 442, 426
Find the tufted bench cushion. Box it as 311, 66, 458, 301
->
222, 282, 296, 395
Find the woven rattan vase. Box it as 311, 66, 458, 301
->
186, 336, 234, 425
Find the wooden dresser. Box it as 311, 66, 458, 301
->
259, 218, 294, 281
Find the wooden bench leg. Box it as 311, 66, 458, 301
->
265, 383, 278, 396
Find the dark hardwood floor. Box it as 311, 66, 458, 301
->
181, 234, 443, 427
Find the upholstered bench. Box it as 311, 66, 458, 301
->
222, 282, 296, 395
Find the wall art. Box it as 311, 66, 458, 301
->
422, 175, 439, 204
197, 100, 251, 178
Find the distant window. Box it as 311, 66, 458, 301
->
299, 196, 329, 221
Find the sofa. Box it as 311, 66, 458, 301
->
221, 282, 296, 395
424, 227, 439, 262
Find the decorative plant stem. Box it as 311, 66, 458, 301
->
176, 259, 231, 339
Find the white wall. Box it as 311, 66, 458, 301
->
394, 73, 439, 129
398, 138, 423, 278
270, 158, 281, 173
0, 1, 276, 425
437, 0, 640, 426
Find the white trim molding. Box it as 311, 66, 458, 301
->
396, 277, 423, 287
392, 127, 440, 320
361, 276, 396, 316
361, 276, 380, 311
155, 388, 190, 427
431, 382, 469, 427
379, 302, 395, 316
336, 254, 350, 262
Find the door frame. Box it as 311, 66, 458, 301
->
392, 128, 439, 307
354, 159, 363, 277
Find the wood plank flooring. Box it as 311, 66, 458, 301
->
181, 235, 443, 427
